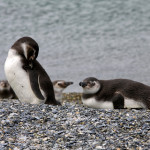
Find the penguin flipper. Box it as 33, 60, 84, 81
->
112, 94, 124, 109
28, 70, 45, 100
38, 75, 61, 105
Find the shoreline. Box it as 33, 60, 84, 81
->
0, 95, 150, 149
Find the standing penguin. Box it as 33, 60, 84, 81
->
53, 80, 73, 102
0, 80, 17, 99
79, 77, 150, 109
4, 37, 60, 105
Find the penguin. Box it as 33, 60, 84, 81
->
4, 37, 61, 105
53, 80, 73, 102
79, 77, 150, 109
0, 80, 17, 99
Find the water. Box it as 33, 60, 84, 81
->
0, 0, 150, 92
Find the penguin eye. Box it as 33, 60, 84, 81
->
87, 81, 94, 86
90, 81, 95, 86
57, 82, 62, 86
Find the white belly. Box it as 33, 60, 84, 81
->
82, 97, 146, 109
124, 98, 146, 108
54, 92, 63, 102
4, 49, 45, 104
82, 97, 114, 109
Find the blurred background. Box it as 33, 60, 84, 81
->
0, 0, 150, 92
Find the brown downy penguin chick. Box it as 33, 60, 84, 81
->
53, 80, 73, 102
4, 37, 60, 105
0, 80, 17, 99
79, 77, 150, 109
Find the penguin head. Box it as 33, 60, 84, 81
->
11, 37, 39, 62
79, 77, 100, 94
0, 80, 10, 91
53, 80, 73, 92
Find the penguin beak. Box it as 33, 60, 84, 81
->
79, 82, 87, 88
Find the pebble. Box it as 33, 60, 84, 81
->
14, 147, 20, 150
0, 98, 149, 150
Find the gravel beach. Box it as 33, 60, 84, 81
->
0, 94, 150, 150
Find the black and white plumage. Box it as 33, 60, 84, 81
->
79, 77, 150, 109
53, 80, 73, 102
4, 37, 60, 105
0, 80, 17, 99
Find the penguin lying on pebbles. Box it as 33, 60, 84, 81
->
4, 37, 60, 105
79, 77, 150, 109
0, 80, 17, 99
53, 80, 73, 102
